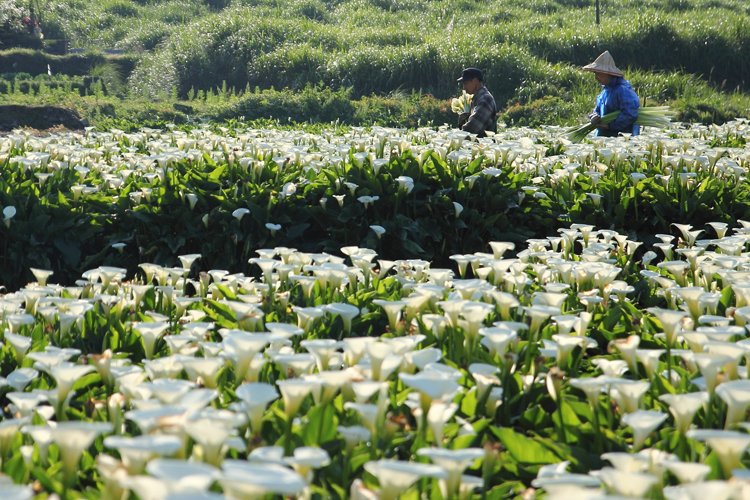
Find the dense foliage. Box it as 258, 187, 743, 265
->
0, 122, 750, 498
2, 121, 749, 290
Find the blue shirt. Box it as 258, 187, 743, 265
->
593, 76, 640, 136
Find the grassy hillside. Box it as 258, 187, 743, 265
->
1, 0, 749, 128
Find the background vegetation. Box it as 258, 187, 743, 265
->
0, 0, 749, 128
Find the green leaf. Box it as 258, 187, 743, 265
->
460, 387, 478, 416
491, 427, 562, 464
72, 372, 102, 393
301, 403, 338, 446
53, 237, 81, 267
208, 164, 226, 181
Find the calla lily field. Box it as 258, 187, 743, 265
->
0, 121, 750, 498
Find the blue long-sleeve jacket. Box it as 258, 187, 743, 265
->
593, 77, 640, 136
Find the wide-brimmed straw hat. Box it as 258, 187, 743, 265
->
582, 51, 624, 77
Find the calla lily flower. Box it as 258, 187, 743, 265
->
29, 267, 54, 286
284, 446, 331, 482
185, 409, 243, 466
144, 378, 196, 405
231, 208, 250, 221
0, 417, 28, 465
591, 467, 658, 497
417, 447, 484, 498
273, 352, 316, 377
686, 429, 750, 476
369, 225, 386, 239
6, 391, 47, 419
4, 332, 32, 365
45, 361, 95, 413
609, 379, 650, 414
104, 434, 182, 474
364, 459, 447, 500
324, 302, 360, 334
715, 379, 750, 429
372, 299, 407, 332
125, 406, 187, 434
659, 392, 709, 434
570, 376, 610, 407
531, 475, 601, 497
662, 460, 711, 484
648, 307, 689, 346
300, 339, 342, 372
235, 382, 278, 433
664, 481, 740, 500
338, 425, 371, 452
131, 321, 171, 359
693, 352, 733, 394
48, 421, 112, 485
636, 348, 665, 379
344, 402, 380, 434
181, 356, 226, 388
220, 461, 307, 498
277, 379, 320, 419
146, 458, 220, 495
611, 335, 640, 374
427, 400, 458, 445
2, 205, 16, 227
399, 371, 460, 411
621, 410, 668, 450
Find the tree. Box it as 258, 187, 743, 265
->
0, 0, 27, 33
0, 0, 41, 50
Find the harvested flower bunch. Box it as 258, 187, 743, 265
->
566, 106, 673, 142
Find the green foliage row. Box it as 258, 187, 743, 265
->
218, 86, 452, 128
0, 142, 552, 289
0, 48, 136, 80
2, 71, 749, 131
2, 126, 750, 290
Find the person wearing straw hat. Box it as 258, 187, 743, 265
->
456, 67, 497, 137
583, 51, 640, 137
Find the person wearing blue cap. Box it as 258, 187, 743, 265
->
457, 67, 497, 137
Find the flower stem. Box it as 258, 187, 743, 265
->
284, 415, 293, 455
556, 398, 567, 445
592, 403, 603, 454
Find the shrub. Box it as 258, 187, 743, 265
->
131, 9, 340, 97
89, 63, 125, 96
218, 85, 356, 123
293, 0, 330, 20
0, 49, 137, 79
353, 92, 452, 127
114, 22, 171, 51
502, 95, 579, 127
248, 43, 328, 91
103, 0, 140, 17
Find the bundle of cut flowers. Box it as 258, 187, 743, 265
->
451, 91, 473, 114
565, 106, 673, 142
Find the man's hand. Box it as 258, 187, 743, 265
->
458, 112, 470, 128
588, 113, 602, 126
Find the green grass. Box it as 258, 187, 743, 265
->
1, 0, 749, 128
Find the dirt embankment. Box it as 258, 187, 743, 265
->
0, 105, 86, 131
